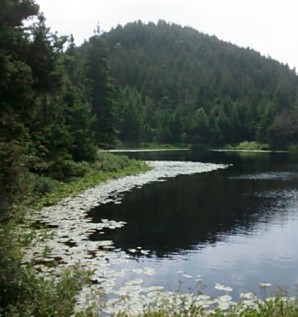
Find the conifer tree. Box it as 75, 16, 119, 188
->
83, 34, 117, 147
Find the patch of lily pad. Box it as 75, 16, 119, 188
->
24, 160, 277, 315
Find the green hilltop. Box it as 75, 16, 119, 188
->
101, 20, 298, 148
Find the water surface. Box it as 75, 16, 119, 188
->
88, 150, 298, 298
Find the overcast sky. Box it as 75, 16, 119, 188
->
35, 0, 298, 70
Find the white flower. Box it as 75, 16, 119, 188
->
259, 282, 272, 288
214, 282, 233, 292
240, 292, 257, 300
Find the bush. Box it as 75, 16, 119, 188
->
59, 160, 91, 178
49, 160, 91, 180
225, 141, 269, 151
0, 226, 93, 317
31, 175, 61, 195
97, 152, 133, 172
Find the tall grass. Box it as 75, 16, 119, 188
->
115, 295, 298, 317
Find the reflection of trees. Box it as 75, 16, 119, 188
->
88, 151, 298, 258
88, 169, 279, 257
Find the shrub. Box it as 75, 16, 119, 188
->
31, 175, 61, 195
97, 152, 133, 172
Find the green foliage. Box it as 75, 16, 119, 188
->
97, 152, 133, 172
0, 262, 91, 317
115, 296, 298, 317
0, 2, 123, 316
225, 141, 270, 151
81, 34, 117, 147
103, 21, 298, 148
31, 175, 61, 195
23, 153, 150, 210
117, 86, 145, 145
0, 153, 148, 316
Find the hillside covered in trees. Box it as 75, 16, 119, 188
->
102, 21, 298, 147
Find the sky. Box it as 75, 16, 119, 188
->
35, 0, 298, 70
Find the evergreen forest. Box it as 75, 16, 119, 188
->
103, 21, 298, 148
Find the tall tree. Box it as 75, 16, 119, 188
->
83, 34, 117, 147
0, 0, 39, 215
62, 36, 97, 162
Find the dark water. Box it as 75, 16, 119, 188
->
88, 150, 298, 298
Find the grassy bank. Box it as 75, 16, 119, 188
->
0, 152, 150, 317
224, 141, 270, 151
25, 152, 150, 210
224, 141, 298, 152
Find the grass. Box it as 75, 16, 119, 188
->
224, 141, 270, 151
288, 144, 298, 152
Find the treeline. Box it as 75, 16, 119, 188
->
0, 0, 118, 217
102, 20, 298, 148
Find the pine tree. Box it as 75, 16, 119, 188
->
0, 0, 39, 216
83, 34, 117, 147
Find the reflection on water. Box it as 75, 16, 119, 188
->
87, 150, 298, 297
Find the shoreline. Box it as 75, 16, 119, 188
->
22, 160, 228, 314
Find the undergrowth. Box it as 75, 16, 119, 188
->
24, 152, 149, 210
224, 141, 270, 151
115, 295, 298, 317
0, 153, 149, 317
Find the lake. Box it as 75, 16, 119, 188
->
88, 149, 298, 299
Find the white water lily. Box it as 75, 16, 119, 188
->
131, 268, 144, 274
140, 249, 150, 255
259, 282, 272, 288
214, 282, 233, 292
146, 286, 164, 292
142, 267, 156, 275
125, 278, 144, 286
240, 292, 257, 300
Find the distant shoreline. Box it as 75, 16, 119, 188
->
106, 148, 188, 153
212, 148, 288, 153
106, 148, 288, 154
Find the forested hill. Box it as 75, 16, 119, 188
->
102, 21, 298, 147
